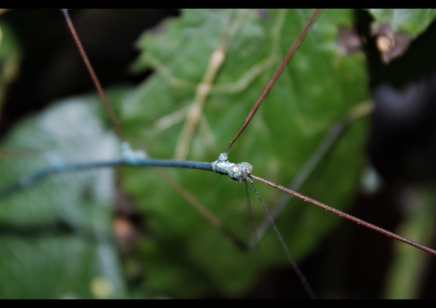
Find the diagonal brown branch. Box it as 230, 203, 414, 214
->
250, 174, 436, 256
225, 9, 323, 154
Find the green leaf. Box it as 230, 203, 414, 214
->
0, 95, 126, 298
0, 9, 371, 298
368, 9, 436, 37
384, 187, 436, 299
121, 9, 368, 297
367, 9, 436, 63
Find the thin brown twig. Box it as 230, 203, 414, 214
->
61, 9, 125, 140
61, 9, 249, 251
225, 9, 323, 154
250, 174, 436, 256
155, 167, 247, 251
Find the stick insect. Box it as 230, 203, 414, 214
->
1, 9, 436, 299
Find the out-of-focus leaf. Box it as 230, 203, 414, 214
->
367, 9, 436, 62
121, 9, 368, 297
384, 187, 436, 299
0, 95, 126, 298
368, 9, 436, 37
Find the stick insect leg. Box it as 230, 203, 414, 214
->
243, 180, 276, 298
249, 101, 374, 249
247, 176, 317, 299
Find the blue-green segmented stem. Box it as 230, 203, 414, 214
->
0, 150, 252, 198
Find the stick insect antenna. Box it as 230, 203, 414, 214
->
225, 9, 323, 155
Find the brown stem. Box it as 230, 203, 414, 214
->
61, 9, 125, 140
155, 167, 247, 251
225, 9, 323, 154
250, 174, 436, 256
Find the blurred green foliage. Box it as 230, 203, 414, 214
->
0, 9, 435, 299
